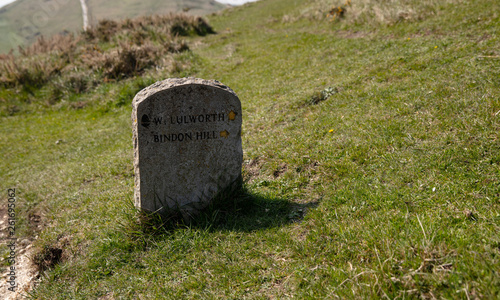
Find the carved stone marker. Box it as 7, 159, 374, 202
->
132, 78, 242, 218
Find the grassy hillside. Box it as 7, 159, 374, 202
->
1, 0, 499, 298
0, 0, 225, 54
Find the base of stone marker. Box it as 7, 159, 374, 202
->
141, 175, 242, 222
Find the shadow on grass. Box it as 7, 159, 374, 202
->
129, 185, 319, 238
192, 186, 319, 232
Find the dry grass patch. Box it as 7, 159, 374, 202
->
0, 13, 214, 105
296, 0, 465, 25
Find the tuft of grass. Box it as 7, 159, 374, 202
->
0, 54, 64, 89
304, 86, 339, 105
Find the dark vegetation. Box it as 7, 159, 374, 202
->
0, 14, 214, 114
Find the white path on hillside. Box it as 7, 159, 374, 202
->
79, 0, 90, 31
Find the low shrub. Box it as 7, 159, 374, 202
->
0, 13, 214, 105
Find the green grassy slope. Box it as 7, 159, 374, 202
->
1, 0, 499, 298
0, 0, 225, 54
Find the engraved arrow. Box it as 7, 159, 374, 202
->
220, 130, 230, 138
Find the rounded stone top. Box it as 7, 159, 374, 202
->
132, 77, 238, 106
131, 77, 242, 217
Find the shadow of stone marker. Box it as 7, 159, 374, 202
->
132, 78, 242, 219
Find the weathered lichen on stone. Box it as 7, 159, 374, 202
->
132, 78, 242, 219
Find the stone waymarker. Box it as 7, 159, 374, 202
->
132, 78, 242, 218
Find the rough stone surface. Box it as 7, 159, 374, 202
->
132, 78, 242, 217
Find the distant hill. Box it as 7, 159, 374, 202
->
0, 0, 226, 53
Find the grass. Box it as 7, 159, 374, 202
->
1, 0, 499, 298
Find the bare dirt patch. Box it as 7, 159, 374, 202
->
0, 208, 38, 300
